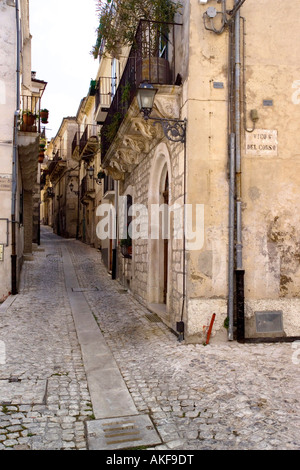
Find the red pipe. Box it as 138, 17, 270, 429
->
206, 314, 216, 345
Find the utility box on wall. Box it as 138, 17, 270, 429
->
0, 244, 4, 262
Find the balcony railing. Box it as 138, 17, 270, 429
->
103, 174, 115, 194
79, 124, 100, 159
101, 19, 179, 160
48, 150, 66, 178
95, 77, 117, 123
72, 132, 79, 156
19, 95, 41, 133
80, 175, 95, 201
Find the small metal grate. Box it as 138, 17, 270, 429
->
145, 313, 162, 323
87, 414, 161, 450
102, 419, 141, 446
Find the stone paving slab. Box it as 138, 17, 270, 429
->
61, 245, 139, 421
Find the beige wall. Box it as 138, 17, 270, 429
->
77, 0, 300, 341
238, 0, 300, 336
0, 1, 16, 298
185, 0, 300, 340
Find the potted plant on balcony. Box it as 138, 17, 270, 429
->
22, 110, 35, 127
38, 152, 45, 163
89, 80, 97, 96
39, 138, 47, 150
40, 109, 49, 124
92, 0, 181, 59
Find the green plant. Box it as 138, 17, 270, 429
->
89, 80, 97, 96
40, 109, 49, 123
92, 0, 182, 59
22, 110, 37, 119
22, 110, 37, 124
39, 138, 47, 149
104, 111, 123, 143
120, 81, 131, 106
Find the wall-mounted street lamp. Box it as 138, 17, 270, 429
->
87, 166, 103, 185
69, 181, 79, 195
46, 187, 55, 198
136, 82, 186, 143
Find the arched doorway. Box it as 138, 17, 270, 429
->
148, 143, 172, 312
162, 171, 169, 304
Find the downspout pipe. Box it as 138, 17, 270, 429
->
11, 0, 21, 295
228, 133, 235, 341
234, 1, 245, 341
235, 1, 242, 264
112, 180, 118, 280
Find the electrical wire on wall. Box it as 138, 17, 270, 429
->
203, 0, 228, 35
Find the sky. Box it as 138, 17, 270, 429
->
29, 0, 100, 140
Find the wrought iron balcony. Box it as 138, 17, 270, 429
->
79, 124, 100, 160
100, 19, 180, 161
80, 175, 95, 203
19, 95, 41, 133
94, 76, 117, 123
48, 150, 66, 181
72, 132, 79, 159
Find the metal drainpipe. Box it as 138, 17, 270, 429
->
235, 2, 242, 267
112, 180, 118, 280
234, 1, 245, 341
228, 133, 235, 341
11, 0, 21, 295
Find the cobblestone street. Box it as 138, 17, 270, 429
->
0, 226, 299, 450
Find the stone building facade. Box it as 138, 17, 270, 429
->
71, 84, 102, 248
0, 0, 47, 299
42, 118, 79, 239
89, 0, 300, 343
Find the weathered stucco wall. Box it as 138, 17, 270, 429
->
240, 0, 300, 337
186, 0, 300, 340
0, 0, 16, 299
185, 0, 230, 341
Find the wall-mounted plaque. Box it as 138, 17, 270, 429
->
246, 129, 278, 156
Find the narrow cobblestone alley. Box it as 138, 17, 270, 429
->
0, 226, 299, 451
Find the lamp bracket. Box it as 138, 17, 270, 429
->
149, 117, 186, 143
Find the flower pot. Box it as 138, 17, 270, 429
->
23, 113, 35, 126
38, 150, 44, 163
40, 110, 49, 124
